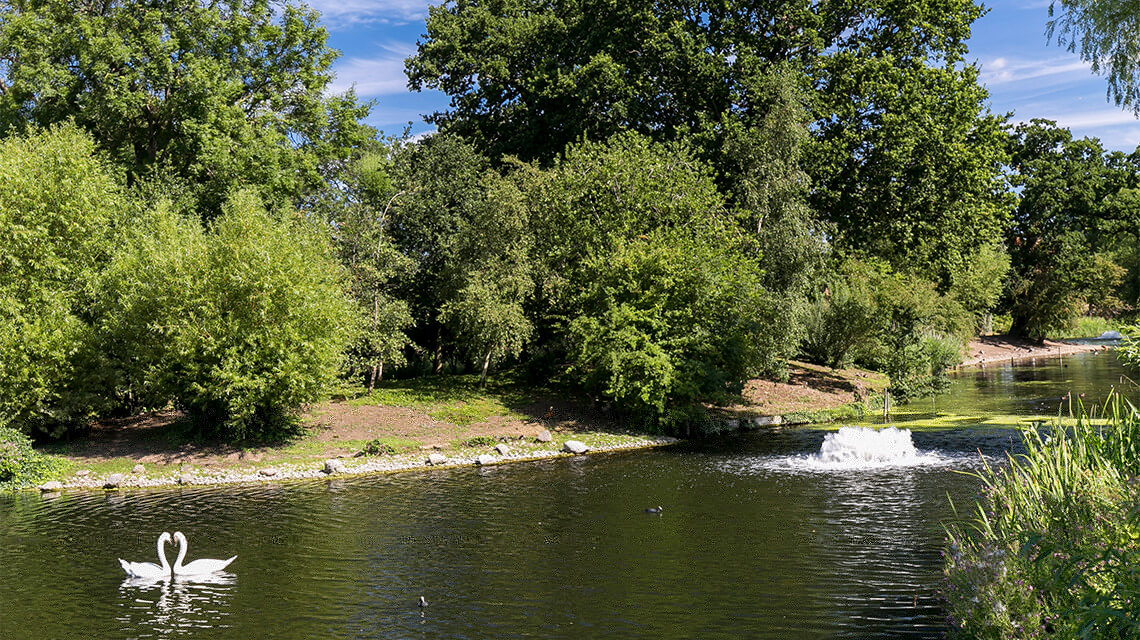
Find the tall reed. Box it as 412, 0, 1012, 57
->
944, 392, 1140, 638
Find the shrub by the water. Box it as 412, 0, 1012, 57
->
1118, 323, 1140, 373
99, 191, 356, 440
0, 427, 65, 489
944, 394, 1140, 638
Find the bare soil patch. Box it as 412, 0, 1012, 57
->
725, 361, 888, 417
961, 335, 1110, 367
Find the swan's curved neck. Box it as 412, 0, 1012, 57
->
173, 534, 187, 571
157, 535, 171, 572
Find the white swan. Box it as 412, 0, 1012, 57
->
119, 532, 173, 578
172, 531, 236, 575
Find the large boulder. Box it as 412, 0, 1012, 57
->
562, 440, 589, 455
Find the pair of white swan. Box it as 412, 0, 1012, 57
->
119, 531, 236, 578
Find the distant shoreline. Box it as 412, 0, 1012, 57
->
960, 335, 1112, 367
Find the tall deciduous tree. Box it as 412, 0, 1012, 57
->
439, 171, 534, 385
1005, 120, 1127, 339
333, 151, 414, 391
0, 0, 373, 214
406, 0, 1010, 303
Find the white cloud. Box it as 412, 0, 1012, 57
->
304, 0, 430, 27
1008, 107, 1140, 150
329, 43, 416, 97
1043, 109, 1139, 129
978, 55, 1091, 85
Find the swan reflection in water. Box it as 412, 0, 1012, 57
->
117, 571, 236, 636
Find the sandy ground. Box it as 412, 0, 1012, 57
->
960, 335, 1112, 367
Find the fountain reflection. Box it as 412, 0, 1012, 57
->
117, 572, 235, 637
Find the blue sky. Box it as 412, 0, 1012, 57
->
313, 0, 1140, 152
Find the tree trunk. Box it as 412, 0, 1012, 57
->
368, 291, 382, 392
433, 327, 445, 374
368, 362, 381, 392
479, 349, 492, 386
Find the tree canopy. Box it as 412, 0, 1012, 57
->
0, 0, 373, 213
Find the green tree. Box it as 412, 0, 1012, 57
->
569, 222, 778, 430
99, 191, 356, 439
800, 258, 969, 397
524, 133, 788, 427
406, 0, 1009, 304
809, 58, 1013, 291
0, 124, 125, 436
332, 151, 414, 391
0, 0, 374, 214
439, 171, 534, 385
1004, 120, 1128, 339
385, 134, 492, 373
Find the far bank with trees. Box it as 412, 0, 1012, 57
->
1, 0, 1138, 451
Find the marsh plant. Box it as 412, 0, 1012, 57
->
944, 394, 1140, 638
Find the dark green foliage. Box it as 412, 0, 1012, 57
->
0, 0, 374, 214
408, 0, 1010, 332
800, 273, 879, 370
439, 167, 535, 384
800, 259, 969, 398
0, 426, 65, 489
332, 150, 414, 390
462, 435, 499, 448
809, 33, 1013, 292
360, 439, 397, 456
1004, 121, 1129, 339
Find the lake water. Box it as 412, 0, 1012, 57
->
1, 350, 1134, 639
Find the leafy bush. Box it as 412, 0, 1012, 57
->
800, 272, 879, 369
0, 124, 125, 437
360, 439, 397, 456
568, 222, 781, 431
1119, 323, 1140, 372
944, 394, 1140, 638
0, 427, 65, 489
100, 191, 356, 440
800, 258, 968, 398
462, 435, 499, 448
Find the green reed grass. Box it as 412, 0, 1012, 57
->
944, 392, 1140, 639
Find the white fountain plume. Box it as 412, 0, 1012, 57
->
736, 425, 960, 474
818, 426, 920, 465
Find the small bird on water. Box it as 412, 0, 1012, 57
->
419, 595, 428, 609
645, 506, 663, 514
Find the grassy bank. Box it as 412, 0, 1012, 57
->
2, 363, 889, 491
